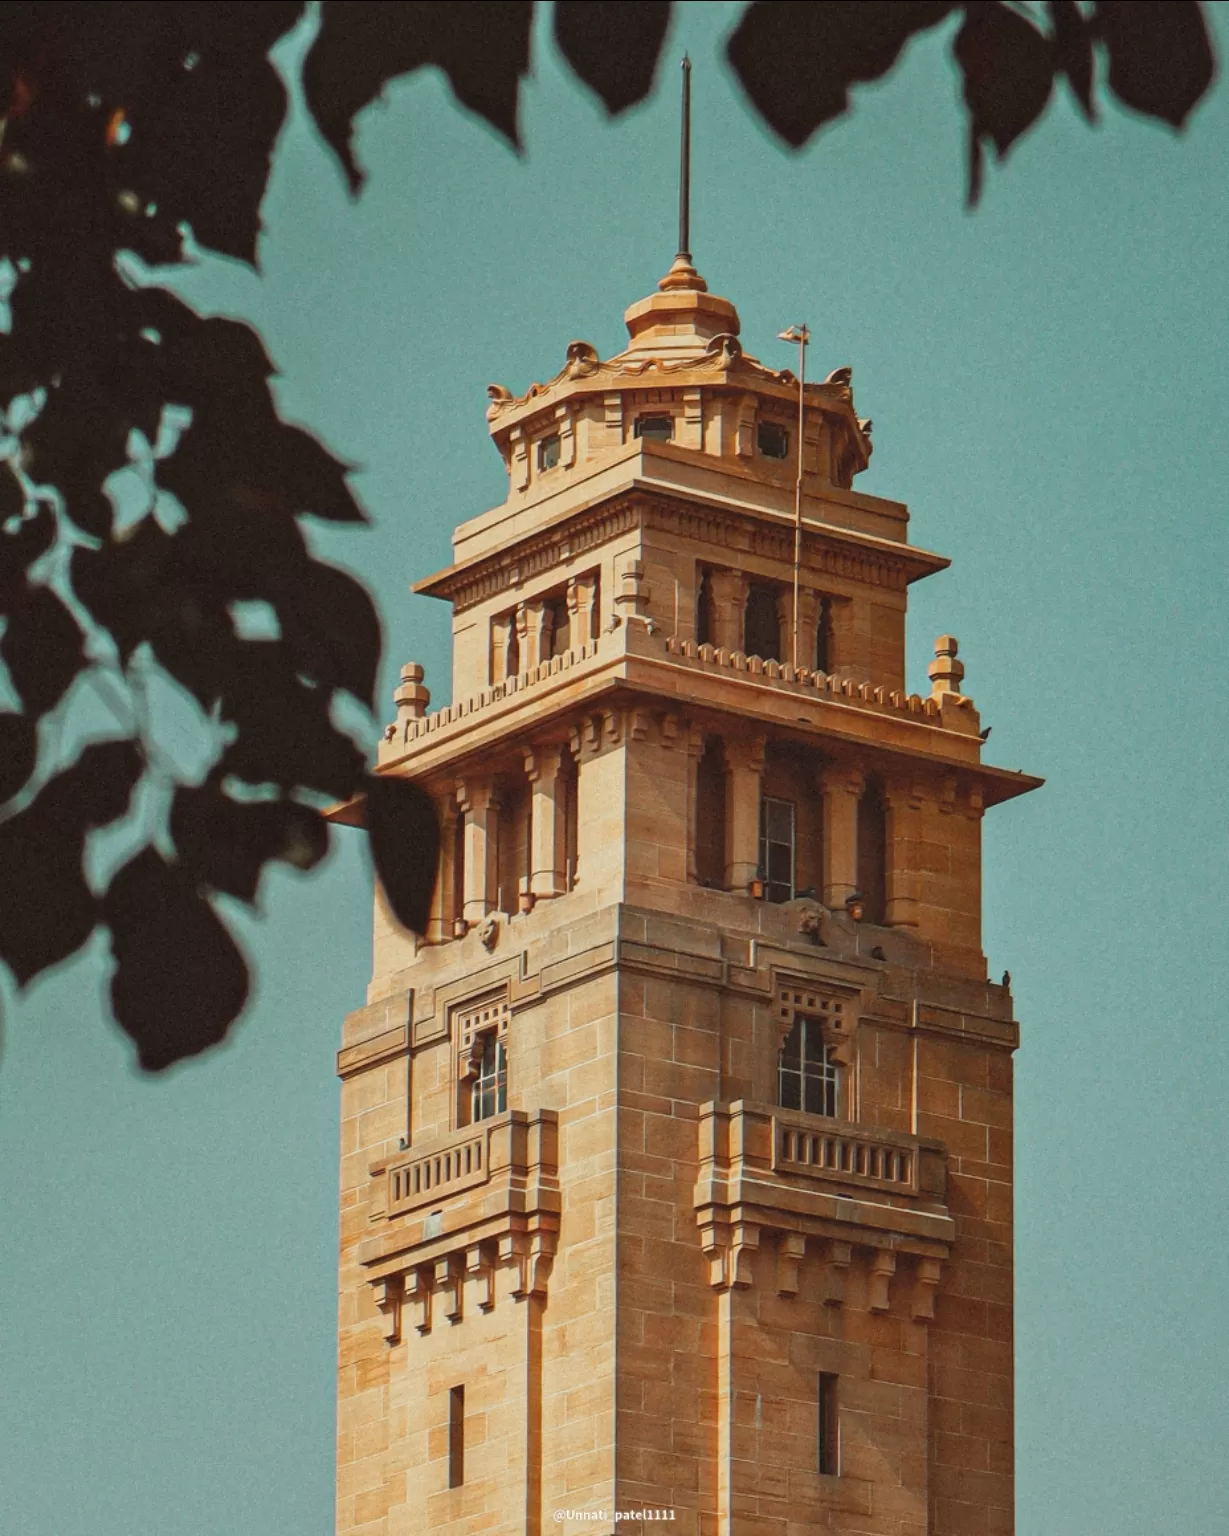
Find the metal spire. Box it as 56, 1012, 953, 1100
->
677, 55, 691, 263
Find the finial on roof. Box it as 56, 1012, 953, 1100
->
658, 56, 706, 293
677, 55, 691, 265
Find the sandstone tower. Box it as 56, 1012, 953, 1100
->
334, 250, 1039, 1536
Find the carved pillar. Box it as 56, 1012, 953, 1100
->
567, 574, 599, 645
375, 1275, 402, 1345
793, 588, 819, 673
508, 426, 530, 492
520, 599, 552, 669
457, 778, 501, 923
490, 613, 517, 684
821, 765, 864, 909
884, 782, 923, 927
684, 721, 706, 884
823, 1239, 852, 1307
708, 567, 749, 654
725, 734, 766, 892
827, 596, 860, 679
869, 1249, 897, 1313
912, 1256, 943, 1321
428, 801, 460, 944
524, 744, 568, 900
776, 1232, 807, 1296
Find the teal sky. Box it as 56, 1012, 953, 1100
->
2, 5, 1226, 1533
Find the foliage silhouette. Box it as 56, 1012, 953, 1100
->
0, 1, 1214, 1069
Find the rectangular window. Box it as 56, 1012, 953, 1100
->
471, 1034, 507, 1123
448, 1385, 465, 1488
538, 434, 560, 470
759, 796, 795, 904
744, 582, 782, 663
757, 420, 789, 459
779, 1016, 840, 1117
633, 413, 673, 441
818, 1373, 839, 1475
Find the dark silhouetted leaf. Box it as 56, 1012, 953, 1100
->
727, 1, 956, 147
365, 770, 439, 935
1050, 1, 1094, 120
104, 846, 249, 1071
0, 462, 24, 522
217, 640, 366, 799
0, 713, 37, 802
0, 738, 141, 984
0, 3, 304, 266
1, 584, 85, 715
0, 503, 56, 605
954, 3, 1056, 205
303, 1, 534, 189
171, 779, 328, 903
70, 521, 169, 665
1094, 1, 1215, 128
554, 1, 671, 115
278, 559, 381, 709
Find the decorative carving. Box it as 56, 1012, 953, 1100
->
478, 914, 500, 952
869, 1249, 897, 1313
777, 1232, 807, 1296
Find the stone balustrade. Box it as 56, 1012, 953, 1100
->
383, 623, 979, 761
773, 1107, 921, 1196
387, 1130, 489, 1215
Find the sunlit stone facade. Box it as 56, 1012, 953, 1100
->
335, 254, 1038, 1536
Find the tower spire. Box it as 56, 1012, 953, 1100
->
677, 54, 691, 263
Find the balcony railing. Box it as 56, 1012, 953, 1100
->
388, 1131, 489, 1215
773, 1112, 917, 1195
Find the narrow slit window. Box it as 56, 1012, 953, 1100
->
448, 1385, 465, 1488
634, 413, 673, 441
757, 420, 789, 459
538, 435, 560, 471
818, 1373, 839, 1476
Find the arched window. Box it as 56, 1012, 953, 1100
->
779, 1016, 840, 1118
857, 776, 887, 924
695, 738, 726, 888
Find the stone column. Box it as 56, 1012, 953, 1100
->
520, 600, 552, 669
708, 568, 749, 654
567, 574, 599, 646
684, 721, 706, 885
883, 782, 923, 927
457, 778, 501, 924
524, 744, 568, 900
724, 735, 766, 892
821, 764, 864, 909
793, 589, 819, 673
427, 801, 459, 944
490, 615, 517, 684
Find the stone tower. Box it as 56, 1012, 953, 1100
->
334, 253, 1039, 1536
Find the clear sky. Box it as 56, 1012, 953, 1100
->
1, 5, 1226, 1534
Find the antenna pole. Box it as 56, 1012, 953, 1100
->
677, 55, 691, 261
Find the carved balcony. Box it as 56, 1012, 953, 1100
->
358, 1110, 560, 1342
694, 1100, 954, 1312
